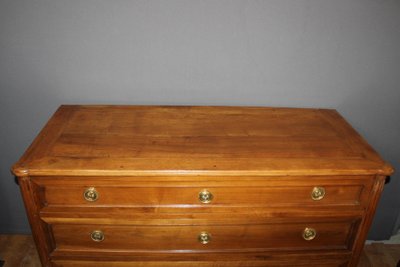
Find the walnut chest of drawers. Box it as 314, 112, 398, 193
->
12, 105, 394, 267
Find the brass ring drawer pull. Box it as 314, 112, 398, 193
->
302, 227, 317, 241
90, 230, 105, 242
198, 189, 213, 204
84, 187, 99, 202
311, 186, 325, 201
198, 232, 211, 244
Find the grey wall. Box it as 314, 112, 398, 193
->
1, 0, 399, 239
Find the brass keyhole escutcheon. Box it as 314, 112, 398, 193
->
198, 232, 211, 244
90, 230, 105, 242
84, 187, 99, 202
311, 186, 325, 201
302, 227, 317, 241
198, 189, 213, 204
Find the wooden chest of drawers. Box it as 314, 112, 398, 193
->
12, 105, 393, 267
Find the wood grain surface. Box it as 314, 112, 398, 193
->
12, 106, 393, 177
0, 235, 399, 267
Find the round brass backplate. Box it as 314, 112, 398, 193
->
90, 230, 105, 242
311, 186, 325, 201
84, 187, 99, 202
302, 227, 317, 241
198, 231, 211, 244
198, 189, 213, 204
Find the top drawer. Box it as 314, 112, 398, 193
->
32, 176, 373, 210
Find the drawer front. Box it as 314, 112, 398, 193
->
35, 177, 371, 209
52, 259, 351, 267
51, 219, 359, 253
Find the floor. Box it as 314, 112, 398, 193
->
0, 235, 399, 266
0, 235, 40, 267
358, 243, 400, 267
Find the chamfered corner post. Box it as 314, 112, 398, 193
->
17, 176, 53, 267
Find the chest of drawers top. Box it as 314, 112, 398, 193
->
12, 105, 392, 178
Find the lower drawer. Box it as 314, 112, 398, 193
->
50, 219, 360, 254
52, 255, 351, 267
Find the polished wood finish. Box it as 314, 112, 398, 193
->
33, 176, 372, 209
51, 219, 358, 252
12, 106, 392, 177
0, 235, 399, 267
12, 105, 393, 266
